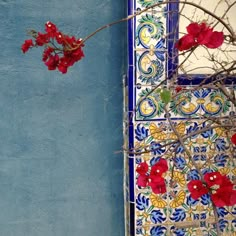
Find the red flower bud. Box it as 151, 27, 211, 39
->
175, 86, 182, 93
21, 39, 34, 53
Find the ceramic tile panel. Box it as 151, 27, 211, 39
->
135, 87, 236, 120
125, 1, 236, 236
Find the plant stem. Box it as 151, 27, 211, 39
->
72, 0, 235, 51
126, 123, 234, 155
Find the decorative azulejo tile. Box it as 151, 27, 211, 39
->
135, 49, 166, 86
135, 13, 166, 50
135, 87, 236, 120
126, 0, 236, 236
134, 11, 167, 87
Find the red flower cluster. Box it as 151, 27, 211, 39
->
136, 158, 168, 194
188, 171, 236, 207
175, 22, 224, 51
21, 21, 84, 73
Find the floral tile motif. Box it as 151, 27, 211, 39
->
135, 87, 236, 120
134, 120, 235, 172
135, 13, 166, 50
135, 49, 166, 85
134, 8, 167, 86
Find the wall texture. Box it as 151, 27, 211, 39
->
0, 1, 125, 235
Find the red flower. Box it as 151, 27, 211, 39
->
55, 32, 65, 44
187, 180, 209, 200
188, 171, 235, 207
148, 176, 167, 194
21, 39, 34, 53
203, 31, 224, 49
211, 186, 236, 207
45, 54, 59, 70
35, 32, 49, 46
187, 22, 207, 37
137, 174, 149, 187
204, 171, 223, 187
57, 58, 69, 74
150, 158, 168, 176
136, 162, 149, 187
207, 172, 236, 207
42, 47, 54, 62
176, 22, 224, 51
45, 21, 58, 36
136, 159, 168, 194
149, 158, 168, 194
204, 171, 233, 188
136, 162, 148, 175
175, 34, 197, 51
231, 133, 236, 145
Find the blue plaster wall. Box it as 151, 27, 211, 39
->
0, 1, 125, 235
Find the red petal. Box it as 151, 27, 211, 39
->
149, 177, 166, 194
187, 180, 209, 200
136, 162, 148, 175
21, 39, 34, 53
204, 171, 224, 187
231, 133, 236, 145
197, 28, 213, 45
137, 175, 149, 187
211, 187, 235, 207
229, 190, 236, 205
211, 193, 227, 207
204, 31, 224, 49
187, 22, 201, 37
45, 21, 58, 34
36, 32, 49, 46
175, 34, 197, 51
58, 64, 68, 74
150, 158, 168, 176
149, 174, 163, 183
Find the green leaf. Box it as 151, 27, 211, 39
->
155, 88, 162, 93
160, 89, 171, 104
